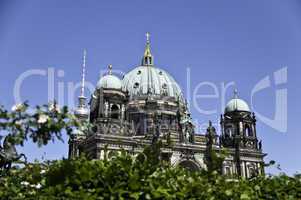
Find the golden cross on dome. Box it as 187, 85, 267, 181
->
234, 89, 238, 98
108, 64, 112, 75
146, 32, 150, 43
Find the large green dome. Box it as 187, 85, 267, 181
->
122, 65, 184, 101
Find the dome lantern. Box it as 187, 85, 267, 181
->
141, 32, 154, 66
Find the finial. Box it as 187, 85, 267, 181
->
108, 64, 113, 75
80, 49, 87, 97
146, 32, 150, 44
233, 89, 238, 99
142, 32, 154, 66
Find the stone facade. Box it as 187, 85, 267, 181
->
69, 36, 266, 179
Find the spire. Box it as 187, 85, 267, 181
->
80, 49, 87, 98
75, 49, 89, 119
141, 32, 154, 66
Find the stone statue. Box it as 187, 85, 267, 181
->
179, 108, 194, 144
185, 129, 191, 143
104, 102, 109, 118
152, 114, 161, 144
121, 104, 125, 120
0, 135, 27, 171
206, 121, 217, 145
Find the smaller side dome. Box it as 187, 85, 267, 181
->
97, 74, 122, 89
96, 65, 122, 89
225, 90, 250, 113
225, 99, 250, 113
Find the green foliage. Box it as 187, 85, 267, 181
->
0, 103, 300, 199
0, 153, 300, 199
0, 102, 81, 146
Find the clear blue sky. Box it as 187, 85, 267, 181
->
0, 0, 300, 175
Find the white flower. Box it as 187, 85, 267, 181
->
48, 102, 61, 113
40, 169, 46, 174
15, 120, 23, 126
38, 114, 49, 124
35, 183, 42, 189
48, 103, 54, 111
21, 181, 30, 186
11, 103, 24, 112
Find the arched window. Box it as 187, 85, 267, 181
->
224, 166, 231, 175
111, 104, 119, 119
225, 126, 233, 137
131, 113, 146, 135
245, 126, 253, 137
248, 165, 257, 178
178, 160, 200, 171
107, 150, 119, 160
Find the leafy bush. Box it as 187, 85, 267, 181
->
0, 103, 300, 199
0, 150, 300, 199
0, 102, 80, 147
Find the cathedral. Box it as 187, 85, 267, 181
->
68, 34, 266, 178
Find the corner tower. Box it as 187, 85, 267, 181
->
220, 90, 265, 178
221, 90, 259, 149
